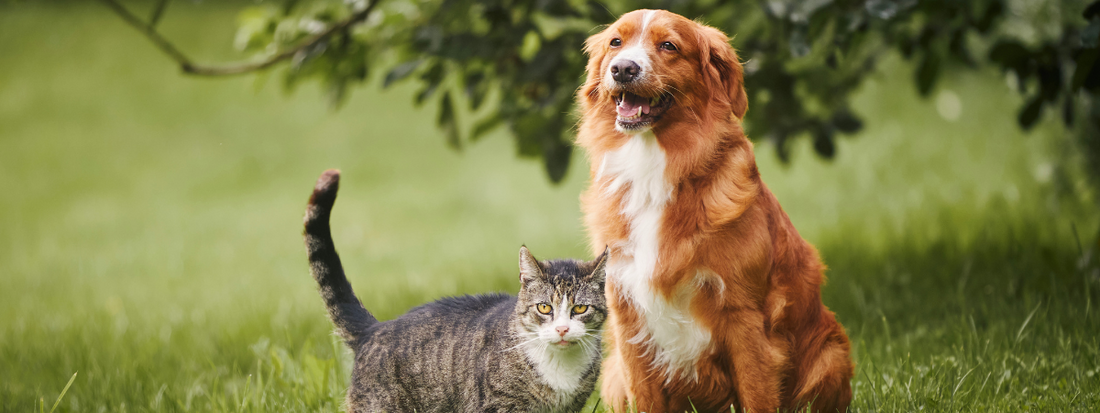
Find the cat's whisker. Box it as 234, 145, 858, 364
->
506, 336, 545, 352
578, 338, 599, 355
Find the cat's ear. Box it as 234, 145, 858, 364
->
586, 246, 610, 284
518, 245, 544, 283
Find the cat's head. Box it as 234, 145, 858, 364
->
513, 246, 608, 353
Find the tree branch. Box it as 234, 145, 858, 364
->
96, 0, 379, 76
148, 0, 170, 28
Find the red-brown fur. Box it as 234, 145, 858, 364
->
577, 10, 854, 413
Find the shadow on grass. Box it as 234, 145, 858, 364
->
820, 212, 1099, 412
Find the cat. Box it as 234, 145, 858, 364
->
302, 169, 608, 413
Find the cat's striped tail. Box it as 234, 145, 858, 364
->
303, 169, 377, 346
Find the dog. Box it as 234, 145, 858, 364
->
576, 9, 854, 413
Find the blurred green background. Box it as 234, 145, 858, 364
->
1, 1, 1098, 412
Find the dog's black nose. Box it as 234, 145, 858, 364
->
610, 60, 641, 83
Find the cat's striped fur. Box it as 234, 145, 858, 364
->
303, 169, 607, 413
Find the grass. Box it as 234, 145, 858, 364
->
1, 2, 1098, 412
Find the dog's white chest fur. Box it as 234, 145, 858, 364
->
597, 132, 712, 381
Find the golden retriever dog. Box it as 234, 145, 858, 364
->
576, 9, 854, 413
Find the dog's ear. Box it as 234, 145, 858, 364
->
580, 28, 612, 108
698, 26, 748, 119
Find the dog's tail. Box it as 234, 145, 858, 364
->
303, 169, 377, 346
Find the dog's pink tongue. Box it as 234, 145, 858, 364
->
616, 93, 651, 117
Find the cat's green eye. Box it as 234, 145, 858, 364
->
572, 305, 588, 314
536, 303, 552, 314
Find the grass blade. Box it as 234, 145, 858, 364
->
49, 372, 78, 413
1015, 303, 1041, 343
953, 366, 976, 397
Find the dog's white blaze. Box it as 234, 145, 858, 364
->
607, 10, 658, 85
599, 131, 712, 381
641, 9, 658, 31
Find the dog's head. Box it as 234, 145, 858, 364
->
581, 10, 747, 134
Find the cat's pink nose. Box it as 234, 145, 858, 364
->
556, 326, 569, 337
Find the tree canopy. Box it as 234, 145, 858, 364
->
102, 0, 1100, 184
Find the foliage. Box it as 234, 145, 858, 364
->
219, 0, 1100, 183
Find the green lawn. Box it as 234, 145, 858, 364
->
1, 2, 1098, 412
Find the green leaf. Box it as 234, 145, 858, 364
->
520, 31, 542, 62
513, 113, 548, 157
1018, 95, 1043, 130
866, 0, 905, 20
438, 91, 460, 149
832, 109, 863, 134
916, 52, 940, 96
542, 138, 572, 183
415, 63, 446, 105
773, 133, 792, 163
1063, 94, 1075, 126
280, 0, 301, 16
789, 26, 811, 58
1072, 48, 1100, 91
812, 125, 836, 159
975, 0, 1004, 33
1036, 63, 1062, 102
988, 41, 1028, 64
464, 71, 488, 110
234, 7, 276, 52
290, 38, 329, 72
1086, 1, 1100, 19
470, 114, 503, 142
1082, 18, 1100, 49
988, 41, 1030, 74
384, 59, 424, 88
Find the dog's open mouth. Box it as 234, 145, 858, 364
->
614, 91, 673, 130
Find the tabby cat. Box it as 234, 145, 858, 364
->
302, 169, 608, 413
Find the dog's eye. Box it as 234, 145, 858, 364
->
610, 38, 622, 47
660, 41, 677, 51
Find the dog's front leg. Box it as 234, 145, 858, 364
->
624, 369, 670, 413
600, 322, 671, 413
607, 338, 672, 413
724, 309, 785, 413
599, 349, 631, 412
